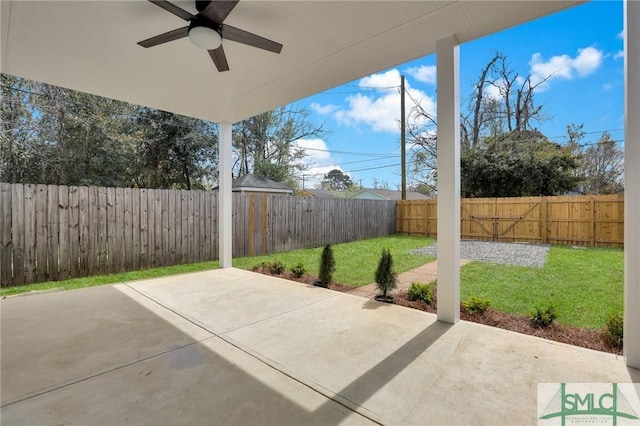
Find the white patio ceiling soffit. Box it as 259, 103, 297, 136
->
1, 1, 581, 123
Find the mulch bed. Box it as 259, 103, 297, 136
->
250, 267, 622, 355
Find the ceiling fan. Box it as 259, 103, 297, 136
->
138, 0, 283, 72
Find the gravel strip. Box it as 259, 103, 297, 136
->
410, 240, 550, 268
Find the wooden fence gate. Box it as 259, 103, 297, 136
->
397, 195, 624, 247
461, 197, 543, 242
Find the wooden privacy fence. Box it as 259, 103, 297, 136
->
0, 183, 396, 286
397, 195, 624, 247
233, 194, 396, 258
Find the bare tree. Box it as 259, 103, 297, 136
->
580, 132, 624, 194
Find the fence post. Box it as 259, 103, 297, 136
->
590, 196, 596, 247
541, 197, 548, 244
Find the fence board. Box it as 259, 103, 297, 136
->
34, 185, 48, 282
68, 186, 80, 278
114, 187, 125, 273
162, 190, 170, 265
153, 190, 162, 266
22, 184, 37, 283
96, 187, 108, 274
1, 183, 13, 285
58, 186, 70, 280
87, 186, 98, 276
78, 186, 90, 277
124, 188, 133, 271
106, 187, 116, 273
147, 189, 156, 269
139, 189, 149, 269
131, 188, 140, 271
11, 184, 25, 285
47, 185, 59, 281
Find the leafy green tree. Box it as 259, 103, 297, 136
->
1, 75, 218, 189
232, 106, 327, 189
461, 131, 579, 197
321, 169, 353, 191
132, 108, 217, 190
1, 74, 41, 183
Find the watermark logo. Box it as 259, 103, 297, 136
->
538, 383, 640, 425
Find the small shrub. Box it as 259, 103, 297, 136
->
256, 260, 285, 275
603, 312, 623, 349
317, 245, 336, 287
408, 282, 433, 304
530, 305, 557, 328
375, 248, 397, 298
290, 262, 306, 279
462, 296, 491, 315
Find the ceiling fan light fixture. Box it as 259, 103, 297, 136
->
188, 25, 222, 50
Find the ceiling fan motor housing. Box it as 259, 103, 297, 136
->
188, 18, 222, 49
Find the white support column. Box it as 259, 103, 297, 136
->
436, 35, 461, 324
218, 122, 233, 268
624, 0, 640, 369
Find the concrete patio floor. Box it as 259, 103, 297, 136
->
2, 268, 638, 425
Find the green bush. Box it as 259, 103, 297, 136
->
408, 282, 433, 304
462, 296, 491, 315
256, 260, 285, 275
530, 305, 557, 328
290, 262, 306, 279
375, 248, 398, 298
603, 312, 623, 349
317, 245, 336, 287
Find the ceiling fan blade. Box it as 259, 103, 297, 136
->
138, 26, 189, 48
148, 0, 194, 21
200, 0, 239, 24
221, 25, 283, 54
209, 46, 230, 72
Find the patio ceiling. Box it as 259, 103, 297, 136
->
1, 1, 580, 124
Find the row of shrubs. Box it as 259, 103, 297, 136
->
256, 260, 307, 279
255, 251, 624, 351
406, 281, 623, 349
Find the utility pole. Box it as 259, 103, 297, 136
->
401, 75, 407, 200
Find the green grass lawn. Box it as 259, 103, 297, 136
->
0, 261, 220, 297
2, 237, 622, 332
233, 235, 435, 285
1, 235, 433, 296
460, 245, 623, 330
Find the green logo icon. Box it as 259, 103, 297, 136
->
540, 383, 639, 425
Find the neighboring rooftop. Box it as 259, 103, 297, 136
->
215, 174, 293, 194
297, 188, 337, 198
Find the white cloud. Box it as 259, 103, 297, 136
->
484, 83, 503, 100
529, 46, 603, 90
294, 138, 344, 188
614, 50, 624, 60
332, 69, 437, 133
602, 83, 613, 92
406, 65, 437, 85
310, 102, 337, 115
295, 138, 330, 162
618, 29, 625, 40
572, 47, 603, 76
358, 69, 401, 93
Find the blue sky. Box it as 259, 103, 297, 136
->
290, 1, 625, 190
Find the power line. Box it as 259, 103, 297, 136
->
298, 146, 397, 157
